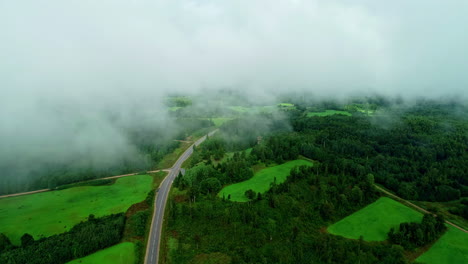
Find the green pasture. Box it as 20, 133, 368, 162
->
416, 227, 468, 264
228, 105, 276, 114
218, 159, 313, 202
0, 175, 154, 245
168, 106, 182, 112
306, 110, 352, 117
67, 242, 135, 264
328, 197, 423, 241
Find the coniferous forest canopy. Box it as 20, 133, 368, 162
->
162, 98, 468, 264
1, 96, 467, 264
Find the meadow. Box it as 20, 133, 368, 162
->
67, 242, 135, 264
0, 174, 155, 245
306, 110, 352, 117
228, 105, 276, 114
218, 159, 312, 202
416, 227, 468, 264
327, 197, 423, 241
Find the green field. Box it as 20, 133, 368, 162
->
168, 106, 183, 111
416, 227, 468, 264
228, 105, 276, 114
67, 242, 135, 264
306, 110, 352, 117
328, 197, 423, 241
218, 159, 313, 202
0, 175, 154, 245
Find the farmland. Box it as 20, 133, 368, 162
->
0, 174, 157, 245
218, 159, 313, 202
306, 110, 352, 117
416, 227, 468, 264
67, 242, 135, 264
327, 197, 423, 241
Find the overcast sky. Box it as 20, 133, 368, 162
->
1, 0, 467, 184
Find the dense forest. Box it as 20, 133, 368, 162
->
163, 100, 467, 263
168, 150, 406, 263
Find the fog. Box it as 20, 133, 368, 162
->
1, 0, 467, 189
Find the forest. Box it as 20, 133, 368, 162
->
163, 100, 467, 263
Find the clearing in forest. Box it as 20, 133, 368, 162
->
327, 197, 423, 241
218, 159, 313, 202
67, 242, 135, 264
416, 227, 468, 264
306, 110, 351, 117
0, 175, 155, 245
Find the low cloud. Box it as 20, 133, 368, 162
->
1, 0, 467, 185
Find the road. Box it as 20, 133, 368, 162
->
375, 185, 468, 234
145, 129, 218, 264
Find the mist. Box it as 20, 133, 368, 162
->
1, 0, 467, 189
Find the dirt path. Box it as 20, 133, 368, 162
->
375, 185, 468, 234
0, 169, 171, 199
0, 189, 50, 199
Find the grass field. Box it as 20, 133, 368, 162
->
67, 242, 135, 264
306, 110, 352, 117
327, 197, 423, 241
0, 175, 154, 245
228, 105, 276, 114
416, 227, 468, 264
218, 159, 313, 202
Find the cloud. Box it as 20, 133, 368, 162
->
1, 0, 467, 186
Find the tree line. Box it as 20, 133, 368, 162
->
0, 214, 125, 264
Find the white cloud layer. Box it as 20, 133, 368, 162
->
1, 0, 467, 183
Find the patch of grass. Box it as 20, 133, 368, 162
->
328, 197, 423, 241
66, 242, 135, 264
278, 103, 296, 110
168, 106, 183, 112
306, 110, 352, 117
0, 175, 153, 245
228, 106, 276, 115
218, 159, 313, 202
416, 227, 468, 264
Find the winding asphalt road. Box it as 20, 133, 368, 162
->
145, 130, 218, 264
